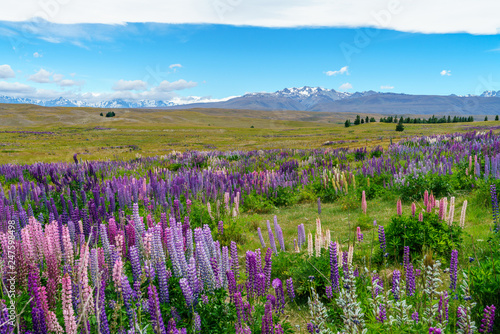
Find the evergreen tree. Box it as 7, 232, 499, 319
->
344, 120, 351, 127
496, 115, 499, 121
395, 117, 404, 132
485, 116, 489, 121
354, 115, 361, 125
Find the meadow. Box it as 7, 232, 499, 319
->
0, 104, 499, 333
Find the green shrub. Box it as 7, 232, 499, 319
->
468, 249, 500, 333
241, 193, 274, 214
397, 173, 455, 202
383, 212, 463, 261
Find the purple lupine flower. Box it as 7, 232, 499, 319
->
210, 257, 220, 288
378, 225, 387, 254
231, 241, 240, 281
201, 295, 209, 304
245, 251, 257, 298
376, 304, 387, 323
261, 300, 273, 334
330, 242, 340, 292
97, 280, 111, 334
436, 291, 449, 325
490, 185, 499, 231
307, 323, 315, 334
372, 274, 384, 298
286, 278, 295, 302
274, 324, 284, 334
342, 251, 349, 279
194, 312, 201, 333
392, 270, 401, 301
406, 263, 416, 297
121, 275, 138, 329
129, 246, 142, 284
403, 246, 410, 272
187, 257, 200, 296
272, 278, 285, 313
255, 248, 263, 274
156, 261, 170, 304
412, 311, 419, 324
227, 270, 237, 302
148, 285, 166, 334
218, 220, 224, 235
450, 249, 458, 292
479, 305, 496, 333
325, 285, 333, 299
221, 246, 230, 288
356, 227, 364, 242
263, 248, 273, 291
429, 327, 442, 334
195, 228, 216, 292
257, 228, 266, 248
234, 291, 245, 325
273, 216, 285, 251
256, 273, 266, 297
267, 220, 278, 254
167, 318, 178, 333
179, 278, 195, 308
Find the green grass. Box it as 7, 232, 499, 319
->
1, 103, 497, 164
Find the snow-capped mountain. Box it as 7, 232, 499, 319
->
0, 95, 176, 108
481, 91, 500, 98
2, 87, 500, 115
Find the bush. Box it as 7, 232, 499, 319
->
241, 193, 274, 214
397, 173, 455, 202
383, 212, 463, 261
468, 249, 500, 333
271, 251, 331, 304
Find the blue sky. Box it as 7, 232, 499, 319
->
0, 21, 499, 102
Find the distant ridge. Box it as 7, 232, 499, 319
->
2, 87, 500, 114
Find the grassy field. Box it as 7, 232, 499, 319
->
0, 103, 496, 164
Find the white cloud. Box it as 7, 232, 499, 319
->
440, 70, 452, 76
339, 82, 353, 90
28, 68, 52, 83
58, 79, 85, 87
1, 1, 499, 34
53, 73, 64, 82
380, 85, 394, 90
112, 79, 148, 91
0, 81, 35, 93
169, 63, 182, 70
155, 79, 197, 92
33, 52, 42, 58
0, 65, 15, 79
325, 66, 349, 76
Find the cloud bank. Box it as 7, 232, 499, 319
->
1, 0, 499, 35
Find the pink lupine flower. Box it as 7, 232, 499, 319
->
62, 225, 74, 265
397, 199, 402, 216
361, 191, 367, 214
113, 259, 124, 293
62, 274, 77, 334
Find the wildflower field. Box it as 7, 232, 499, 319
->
1, 114, 500, 333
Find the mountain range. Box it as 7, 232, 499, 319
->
2, 87, 500, 114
